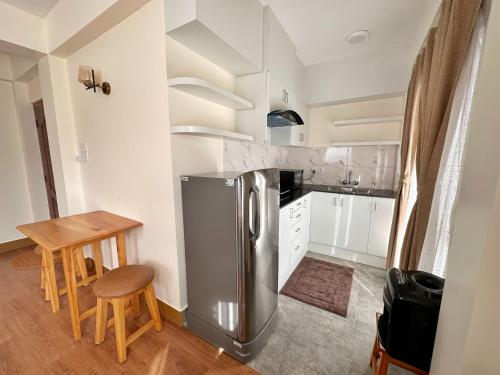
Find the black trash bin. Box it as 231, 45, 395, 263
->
378, 268, 445, 371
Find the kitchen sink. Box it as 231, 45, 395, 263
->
341, 186, 372, 195
317, 185, 373, 195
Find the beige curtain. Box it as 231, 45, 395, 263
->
387, 0, 482, 270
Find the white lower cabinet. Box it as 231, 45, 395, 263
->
309, 192, 340, 246
278, 193, 311, 290
367, 197, 396, 258
336, 195, 372, 253
308, 191, 395, 268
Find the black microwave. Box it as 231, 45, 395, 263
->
280, 169, 303, 194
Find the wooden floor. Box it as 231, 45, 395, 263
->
0, 246, 259, 375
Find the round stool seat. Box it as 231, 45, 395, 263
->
93, 265, 154, 299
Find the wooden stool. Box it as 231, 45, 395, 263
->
370, 313, 429, 375
93, 265, 162, 363
40, 246, 95, 306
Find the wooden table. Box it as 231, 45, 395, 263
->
17, 211, 142, 340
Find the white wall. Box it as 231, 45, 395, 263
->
0, 2, 46, 56
64, 0, 183, 310
45, 0, 151, 57
9, 55, 37, 82
0, 81, 33, 242
165, 35, 230, 308
304, 45, 413, 106
39, 55, 84, 216
27, 77, 42, 103
308, 96, 405, 147
12, 81, 49, 222
0, 53, 13, 80
431, 1, 500, 373
461, 178, 500, 374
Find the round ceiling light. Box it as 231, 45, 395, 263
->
345, 30, 370, 45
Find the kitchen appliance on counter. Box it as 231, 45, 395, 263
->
379, 268, 445, 371
181, 169, 280, 362
279, 169, 303, 205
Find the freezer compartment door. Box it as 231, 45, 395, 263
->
237, 169, 279, 342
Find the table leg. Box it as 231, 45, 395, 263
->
42, 248, 60, 312
40, 250, 49, 301
62, 247, 82, 340
116, 231, 127, 267
91, 242, 104, 278
74, 247, 89, 286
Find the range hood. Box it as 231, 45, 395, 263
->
267, 110, 304, 128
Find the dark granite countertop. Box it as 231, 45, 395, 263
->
280, 184, 396, 208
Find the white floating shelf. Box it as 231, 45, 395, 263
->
331, 141, 401, 147
332, 116, 404, 126
170, 125, 254, 142
168, 77, 254, 110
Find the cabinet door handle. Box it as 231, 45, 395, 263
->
285, 91, 289, 103
333, 197, 337, 206
294, 245, 300, 251
282, 90, 286, 102
340, 198, 344, 208
296, 201, 302, 207
296, 213, 302, 219
373, 201, 378, 211
295, 227, 301, 233
303, 198, 307, 208
290, 208, 293, 218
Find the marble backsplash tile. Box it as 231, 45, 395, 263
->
223, 140, 399, 190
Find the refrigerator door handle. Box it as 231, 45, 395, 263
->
249, 187, 261, 242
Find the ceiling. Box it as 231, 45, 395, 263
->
260, 0, 441, 66
0, 0, 59, 18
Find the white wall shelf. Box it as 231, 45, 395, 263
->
332, 116, 404, 127
330, 141, 401, 147
168, 77, 254, 110
170, 125, 254, 142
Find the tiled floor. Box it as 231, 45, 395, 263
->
249, 252, 412, 375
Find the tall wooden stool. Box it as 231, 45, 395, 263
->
370, 313, 429, 375
93, 265, 162, 363
40, 246, 94, 304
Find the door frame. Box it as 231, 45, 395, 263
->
32, 99, 59, 219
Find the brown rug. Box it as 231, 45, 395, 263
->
280, 257, 354, 317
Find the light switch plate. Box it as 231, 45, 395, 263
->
76, 142, 89, 162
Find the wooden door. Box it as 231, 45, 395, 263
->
33, 100, 59, 219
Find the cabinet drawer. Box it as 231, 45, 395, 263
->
290, 220, 306, 242
290, 231, 308, 266
289, 207, 304, 227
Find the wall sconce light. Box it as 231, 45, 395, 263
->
78, 65, 111, 95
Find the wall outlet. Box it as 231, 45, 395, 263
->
76, 142, 89, 162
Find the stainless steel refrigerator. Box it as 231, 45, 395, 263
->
181, 169, 279, 362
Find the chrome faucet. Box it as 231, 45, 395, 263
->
341, 170, 359, 186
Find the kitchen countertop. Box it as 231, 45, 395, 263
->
280, 184, 396, 208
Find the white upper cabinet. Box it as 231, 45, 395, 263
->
267, 8, 301, 92
290, 100, 309, 146
268, 73, 309, 146
367, 197, 395, 257
269, 73, 295, 111
310, 192, 341, 246
165, 0, 263, 76
336, 195, 373, 253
